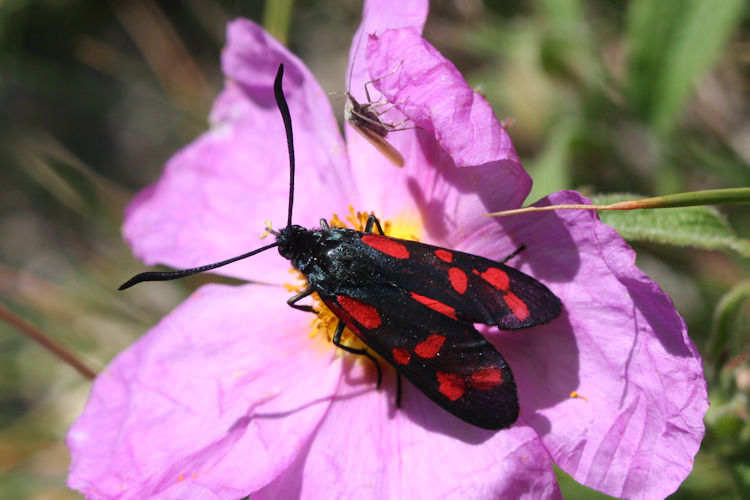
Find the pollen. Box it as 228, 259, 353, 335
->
285, 269, 306, 293
306, 289, 369, 353
570, 391, 589, 402
260, 220, 275, 239
329, 205, 393, 235
329, 205, 422, 242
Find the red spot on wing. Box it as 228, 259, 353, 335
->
477, 267, 510, 291
410, 292, 458, 319
414, 334, 446, 359
392, 348, 411, 365
436, 372, 465, 401
434, 249, 453, 262
448, 267, 467, 294
469, 368, 504, 390
361, 234, 410, 259
504, 292, 530, 321
336, 295, 382, 328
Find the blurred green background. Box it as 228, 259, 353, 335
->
1, 1, 749, 498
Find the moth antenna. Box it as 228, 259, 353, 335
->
273, 64, 295, 228
118, 242, 279, 290
120, 64, 294, 292
118, 64, 294, 290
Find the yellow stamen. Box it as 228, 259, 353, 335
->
282, 206, 420, 357
570, 391, 589, 402
260, 220, 275, 239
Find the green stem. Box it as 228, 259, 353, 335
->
486, 188, 750, 217
0, 303, 97, 380
263, 0, 295, 46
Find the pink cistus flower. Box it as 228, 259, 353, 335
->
67, 2, 707, 499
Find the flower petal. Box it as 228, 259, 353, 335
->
366, 28, 527, 186
339, 1, 429, 214
150, 483, 222, 500
346, 0, 428, 114
254, 364, 562, 499
479, 191, 707, 499
67, 284, 342, 499
123, 19, 351, 283
344, 27, 529, 229
382, 159, 541, 251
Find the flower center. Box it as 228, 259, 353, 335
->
287, 206, 421, 358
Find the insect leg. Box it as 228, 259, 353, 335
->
319, 218, 330, 229
363, 60, 404, 104
332, 320, 383, 389
287, 288, 316, 313
364, 214, 385, 235
499, 245, 526, 264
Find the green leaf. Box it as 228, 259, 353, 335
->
536, 0, 582, 21
707, 280, 750, 366
592, 193, 750, 256
675, 448, 736, 499
626, 0, 743, 133
731, 461, 750, 499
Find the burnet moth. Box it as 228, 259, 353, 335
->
119, 64, 562, 430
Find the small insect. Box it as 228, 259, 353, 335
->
120, 64, 562, 430
344, 87, 404, 167
344, 32, 405, 167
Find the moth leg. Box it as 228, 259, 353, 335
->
364, 214, 385, 235
363, 60, 403, 104
332, 320, 383, 389
499, 245, 526, 264
365, 102, 417, 130
319, 218, 330, 229
287, 288, 316, 313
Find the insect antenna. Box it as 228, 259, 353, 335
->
118, 242, 279, 290
347, 24, 364, 97
273, 64, 295, 227
119, 64, 294, 291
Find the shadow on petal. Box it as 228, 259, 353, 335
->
490, 310, 581, 436
400, 388, 501, 444
231, 391, 335, 428
494, 204, 582, 283
251, 424, 318, 498
333, 353, 501, 444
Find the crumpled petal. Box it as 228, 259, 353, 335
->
342, 0, 427, 174
466, 191, 707, 499
346, 0, 428, 97
365, 28, 528, 209
123, 19, 352, 283
342, 14, 531, 248
67, 284, 342, 499
254, 364, 562, 500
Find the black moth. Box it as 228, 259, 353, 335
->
120, 64, 562, 430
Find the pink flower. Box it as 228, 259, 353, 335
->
67, 1, 707, 498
